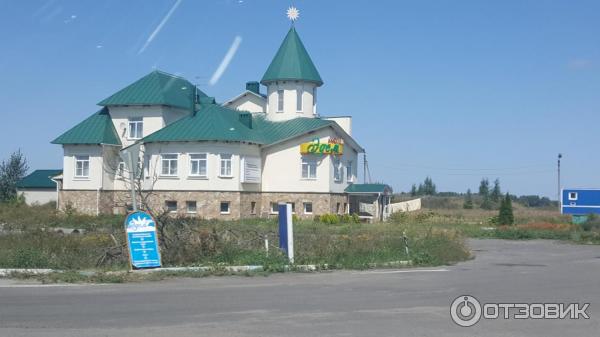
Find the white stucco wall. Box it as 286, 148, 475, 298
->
224, 92, 266, 113
261, 127, 358, 193
61, 145, 104, 190
18, 189, 57, 205
324, 117, 352, 136
266, 81, 317, 121
108, 106, 190, 147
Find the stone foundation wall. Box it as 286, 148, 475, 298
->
58, 190, 348, 219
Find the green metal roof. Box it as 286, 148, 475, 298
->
98, 70, 207, 110
345, 184, 393, 194
142, 103, 335, 145
16, 170, 62, 189
51, 107, 121, 145
261, 27, 323, 86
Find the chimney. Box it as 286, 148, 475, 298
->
239, 112, 253, 129
246, 81, 260, 95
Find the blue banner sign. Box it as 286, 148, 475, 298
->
125, 211, 162, 269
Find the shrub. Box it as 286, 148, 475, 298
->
581, 214, 600, 232
319, 213, 340, 224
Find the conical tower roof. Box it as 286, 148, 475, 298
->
261, 27, 323, 86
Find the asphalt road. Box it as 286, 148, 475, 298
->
1, 239, 599, 336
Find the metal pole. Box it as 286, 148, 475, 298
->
363, 152, 367, 184
128, 152, 138, 212
557, 153, 562, 213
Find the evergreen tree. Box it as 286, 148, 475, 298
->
498, 193, 514, 225
410, 184, 417, 197
478, 178, 490, 197
0, 150, 29, 202
463, 189, 474, 209
491, 178, 501, 202
422, 176, 436, 195
417, 183, 424, 196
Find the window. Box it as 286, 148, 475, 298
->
569, 192, 578, 201
333, 159, 343, 182
74, 155, 90, 178
250, 201, 257, 215
296, 87, 303, 112
289, 202, 296, 213
303, 202, 313, 214
301, 157, 317, 179
220, 202, 230, 214
189, 153, 207, 177
128, 117, 143, 139
313, 88, 317, 115
277, 89, 284, 112
186, 201, 197, 214
270, 202, 279, 214
161, 154, 178, 176
346, 161, 353, 182
336, 202, 341, 214
116, 161, 125, 178
165, 200, 177, 213
219, 154, 232, 177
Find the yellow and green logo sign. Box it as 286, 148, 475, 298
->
300, 138, 344, 155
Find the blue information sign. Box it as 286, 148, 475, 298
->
125, 211, 162, 269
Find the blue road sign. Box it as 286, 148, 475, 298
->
125, 211, 162, 269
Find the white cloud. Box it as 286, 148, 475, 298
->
209, 36, 243, 86
138, 0, 183, 55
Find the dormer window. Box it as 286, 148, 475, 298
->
128, 117, 143, 139
277, 90, 284, 112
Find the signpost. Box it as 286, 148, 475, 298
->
278, 203, 294, 263
124, 211, 162, 269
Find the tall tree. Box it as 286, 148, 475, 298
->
410, 184, 417, 197
491, 178, 501, 202
0, 150, 29, 202
463, 189, 474, 209
478, 178, 490, 197
422, 176, 436, 195
498, 193, 515, 225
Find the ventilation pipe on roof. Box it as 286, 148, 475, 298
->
246, 81, 260, 95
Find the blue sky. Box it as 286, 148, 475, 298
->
0, 0, 599, 198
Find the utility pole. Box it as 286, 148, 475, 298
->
557, 153, 562, 213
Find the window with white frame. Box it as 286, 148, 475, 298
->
270, 202, 279, 214
569, 192, 578, 201
296, 87, 303, 112
301, 157, 317, 179
74, 155, 90, 178
128, 117, 143, 139
333, 158, 343, 182
189, 153, 207, 177
346, 160, 353, 182
303, 202, 313, 214
165, 200, 177, 213
219, 154, 232, 177
117, 161, 125, 178
277, 89, 284, 112
161, 154, 178, 176
220, 201, 230, 214
313, 88, 317, 115
186, 201, 197, 214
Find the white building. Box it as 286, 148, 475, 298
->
16, 169, 62, 206
52, 25, 390, 219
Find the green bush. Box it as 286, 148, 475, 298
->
319, 213, 340, 224
581, 214, 600, 232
